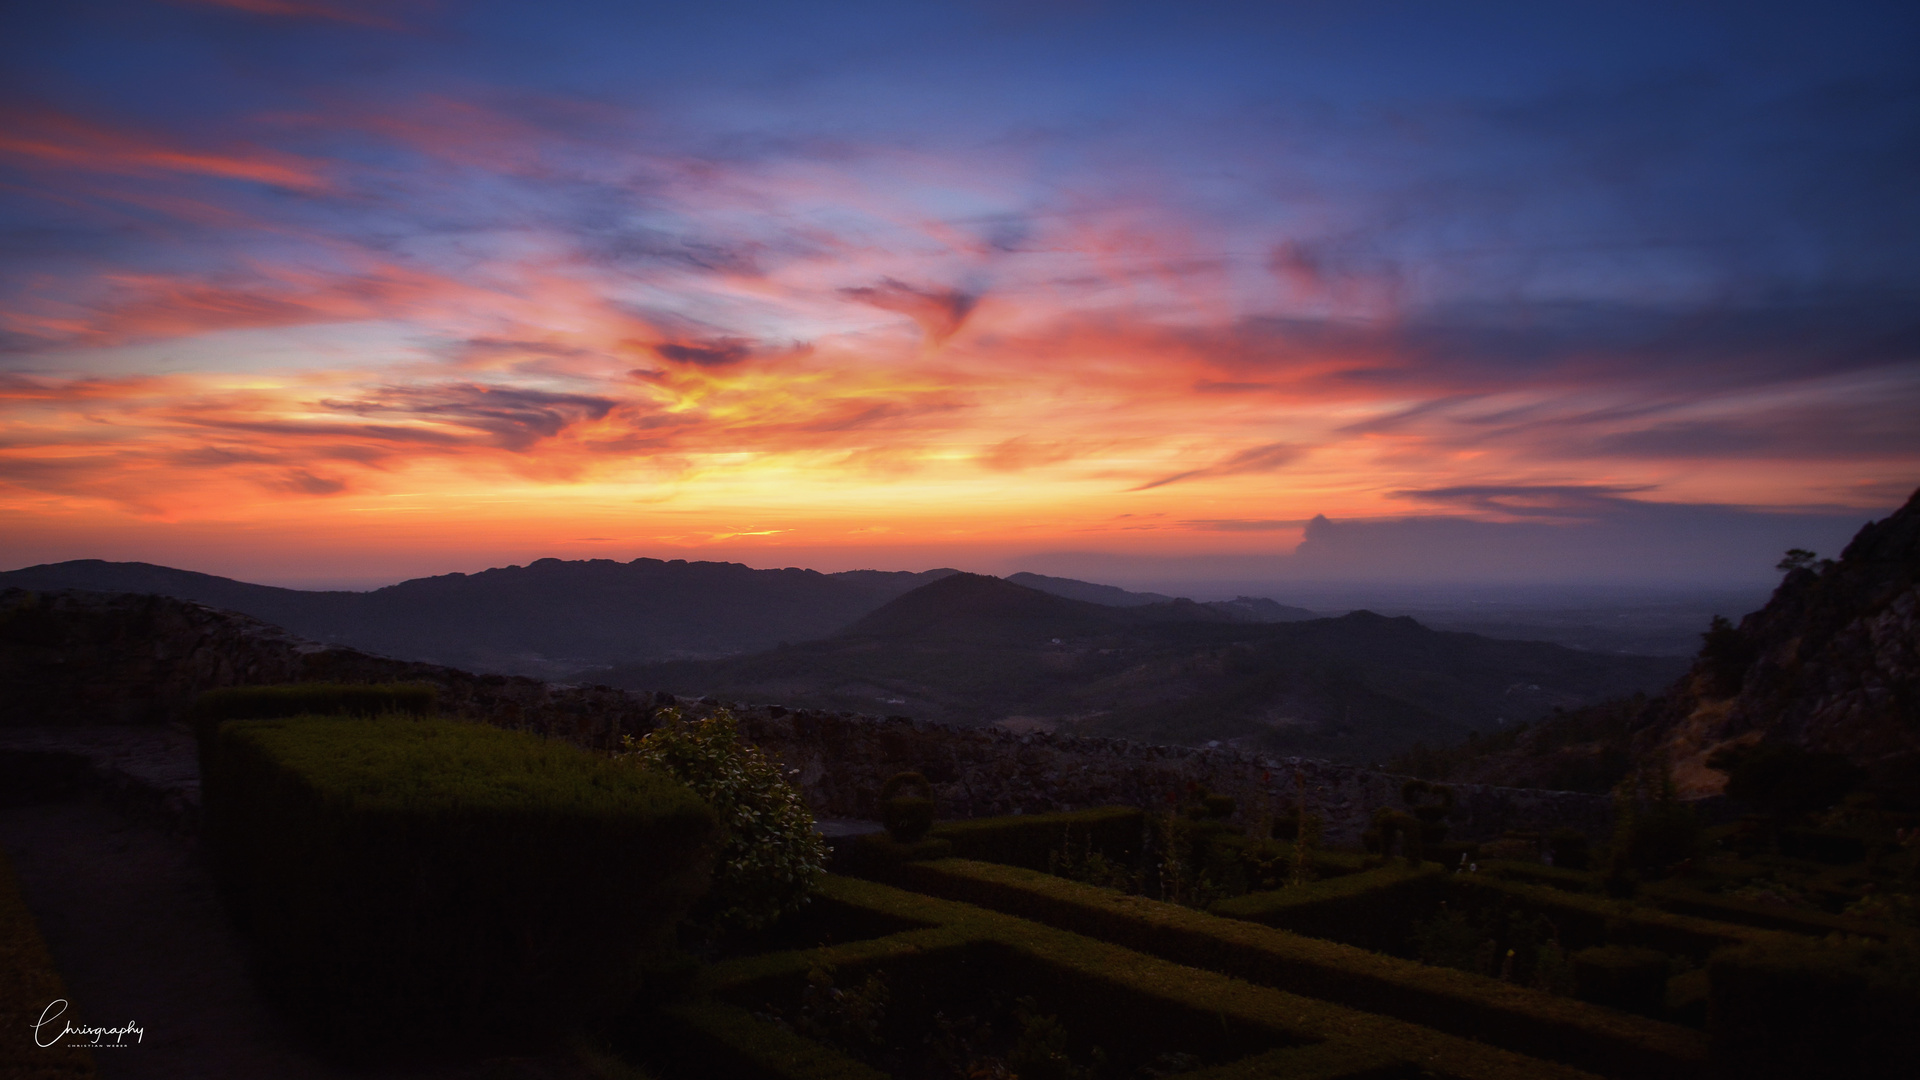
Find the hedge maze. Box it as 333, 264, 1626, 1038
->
645, 802, 1915, 1080
174, 686, 1912, 1078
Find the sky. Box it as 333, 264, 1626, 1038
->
2, 0, 1916, 590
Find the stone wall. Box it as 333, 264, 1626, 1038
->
1, 587, 1612, 844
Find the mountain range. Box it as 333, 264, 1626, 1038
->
592, 572, 1686, 764
0, 559, 1315, 678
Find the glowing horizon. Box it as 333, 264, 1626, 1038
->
4, 2, 1916, 588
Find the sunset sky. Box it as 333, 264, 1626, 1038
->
3, 1, 1916, 590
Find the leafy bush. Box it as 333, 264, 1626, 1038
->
206, 716, 715, 1054
622, 708, 828, 936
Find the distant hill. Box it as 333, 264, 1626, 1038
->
1004, 572, 1177, 607
1005, 572, 1318, 622
594, 572, 1685, 764
0, 558, 959, 677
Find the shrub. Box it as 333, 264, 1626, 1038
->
1698, 615, 1756, 697
206, 716, 715, 1055
932, 807, 1144, 872
877, 772, 934, 842
1363, 807, 1426, 864
622, 708, 828, 936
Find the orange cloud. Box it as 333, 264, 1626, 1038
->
0, 108, 334, 192
839, 278, 980, 346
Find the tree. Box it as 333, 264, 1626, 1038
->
621, 708, 828, 936
1776, 548, 1819, 573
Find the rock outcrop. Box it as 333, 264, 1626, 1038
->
1638, 487, 1920, 797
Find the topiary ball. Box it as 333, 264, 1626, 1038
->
879, 771, 936, 842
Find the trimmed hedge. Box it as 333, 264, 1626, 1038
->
929, 806, 1143, 871
205, 716, 716, 1055
1445, 874, 1772, 963
1478, 860, 1603, 894
1708, 936, 1920, 1080
1210, 863, 1448, 952
191, 682, 435, 760
0, 849, 95, 1080
1640, 882, 1892, 940
893, 857, 1707, 1079
1570, 946, 1667, 1016
665, 875, 1602, 1080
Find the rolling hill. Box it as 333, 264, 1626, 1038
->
592, 572, 1687, 764
0, 558, 958, 677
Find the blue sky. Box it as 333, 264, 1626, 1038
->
1, 1, 1915, 588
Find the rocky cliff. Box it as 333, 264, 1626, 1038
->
1640, 486, 1920, 797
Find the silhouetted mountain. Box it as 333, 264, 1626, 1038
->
1207, 595, 1320, 623
0, 558, 959, 677
1005, 572, 1318, 622
1004, 572, 1177, 607
594, 573, 1684, 764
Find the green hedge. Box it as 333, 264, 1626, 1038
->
205, 716, 716, 1055
1478, 860, 1603, 894
1640, 882, 1892, 940
894, 857, 1707, 1079
192, 682, 436, 760
662, 875, 1600, 1080
929, 806, 1143, 871
0, 850, 95, 1080
1708, 936, 1920, 1080
1445, 875, 1771, 963
1210, 863, 1448, 952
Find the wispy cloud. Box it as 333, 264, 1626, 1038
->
0, 108, 335, 192
839, 279, 981, 346
1129, 442, 1307, 492
1, 3, 1914, 567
